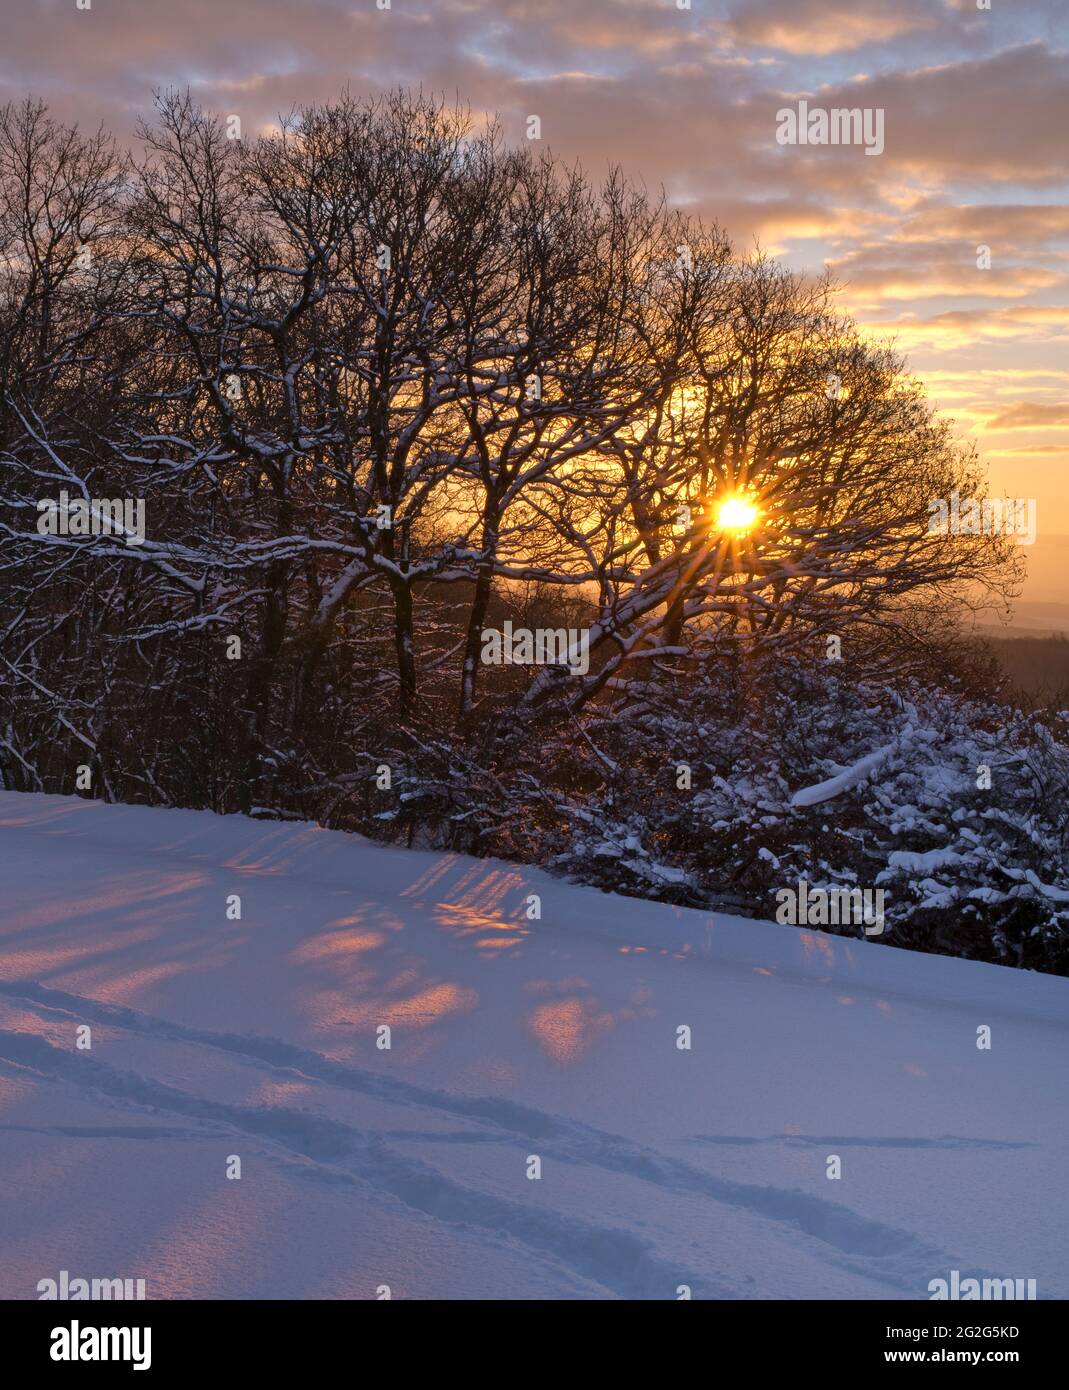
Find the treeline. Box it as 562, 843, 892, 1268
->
4, 90, 1061, 970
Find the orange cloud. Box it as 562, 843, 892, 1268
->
729, 0, 936, 55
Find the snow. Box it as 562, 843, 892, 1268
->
881, 848, 969, 876
789, 738, 899, 808
0, 790, 1066, 1301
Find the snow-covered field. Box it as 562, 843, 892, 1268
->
0, 791, 1065, 1300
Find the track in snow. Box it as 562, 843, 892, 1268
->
1, 792, 1066, 1299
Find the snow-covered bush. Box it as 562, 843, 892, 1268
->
494, 658, 1069, 973
290, 651, 1068, 973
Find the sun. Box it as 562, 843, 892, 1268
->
716, 495, 759, 533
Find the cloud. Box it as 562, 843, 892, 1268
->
833, 254, 1063, 306
891, 202, 1069, 252
808, 43, 1069, 184
728, 0, 939, 56
986, 402, 1069, 430
858, 305, 1069, 352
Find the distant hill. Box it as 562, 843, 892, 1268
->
975, 628, 1069, 702
1015, 533, 1069, 609
975, 600, 1069, 638
967, 533, 1069, 648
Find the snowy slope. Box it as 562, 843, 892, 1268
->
0, 791, 1065, 1300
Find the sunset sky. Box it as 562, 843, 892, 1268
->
5, 0, 1066, 603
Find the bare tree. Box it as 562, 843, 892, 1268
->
0, 88, 1021, 820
